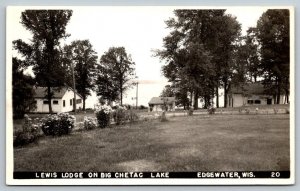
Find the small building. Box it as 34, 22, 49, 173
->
148, 97, 176, 112
32, 86, 83, 113
227, 83, 286, 107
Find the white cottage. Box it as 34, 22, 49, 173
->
148, 97, 176, 112
227, 83, 287, 107
32, 86, 83, 113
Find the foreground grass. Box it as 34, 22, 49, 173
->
14, 114, 290, 172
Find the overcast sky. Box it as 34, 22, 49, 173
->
9, 6, 268, 108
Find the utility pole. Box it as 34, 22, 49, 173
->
71, 62, 76, 113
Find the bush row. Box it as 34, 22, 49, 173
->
14, 113, 76, 147
14, 105, 140, 147
95, 104, 139, 128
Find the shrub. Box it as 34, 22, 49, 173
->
113, 106, 127, 125
95, 104, 112, 128
139, 105, 147, 110
207, 107, 216, 115
188, 108, 194, 116
126, 110, 139, 123
160, 111, 168, 122
122, 104, 132, 110
40, 113, 75, 136
84, 117, 97, 130
77, 121, 84, 131
245, 108, 250, 114
14, 115, 40, 147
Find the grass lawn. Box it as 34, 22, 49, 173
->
13, 114, 290, 172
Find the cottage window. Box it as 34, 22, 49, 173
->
63, 100, 65, 107
247, 100, 253, 104
70, 99, 72, 106
43, 100, 49, 104
76, 99, 82, 104
254, 100, 261, 104
53, 100, 59, 105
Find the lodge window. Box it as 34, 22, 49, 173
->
254, 100, 261, 104
76, 99, 82, 104
247, 100, 253, 104
43, 100, 49, 104
63, 100, 65, 107
70, 99, 72, 106
53, 100, 59, 105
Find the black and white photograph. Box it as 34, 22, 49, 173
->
6, 6, 294, 185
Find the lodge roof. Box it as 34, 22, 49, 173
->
229, 83, 273, 95
33, 86, 82, 99
148, 97, 175, 105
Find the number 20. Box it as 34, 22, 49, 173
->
271, 172, 280, 178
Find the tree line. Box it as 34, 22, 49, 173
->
13, 10, 135, 118
12, 9, 290, 118
157, 9, 290, 109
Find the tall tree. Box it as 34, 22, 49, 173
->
214, 14, 241, 107
230, 38, 249, 87
245, 27, 260, 82
12, 57, 36, 119
13, 10, 73, 113
63, 40, 98, 110
156, 9, 241, 108
97, 47, 135, 105
95, 64, 119, 104
160, 85, 175, 97
256, 9, 290, 104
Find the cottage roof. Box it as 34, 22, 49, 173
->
33, 86, 82, 99
148, 97, 175, 105
230, 83, 272, 95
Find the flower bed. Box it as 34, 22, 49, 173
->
95, 104, 112, 128
13, 115, 41, 147
40, 113, 76, 136
84, 116, 97, 130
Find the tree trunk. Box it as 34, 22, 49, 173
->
211, 87, 214, 107
83, 95, 86, 110
276, 86, 281, 104
216, 86, 219, 108
285, 89, 289, 104
276, 78, 281, 104
120, 77, 123, 105
47, 85, 53, 113
254, 75, 257, 83
193, 91, 198, 110
204, 95, 209, 109
224, 81, 228, 108
120, 88, 123, 106
190, 90, 193, 108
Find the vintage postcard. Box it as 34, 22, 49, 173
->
6, 6, 295, 185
